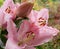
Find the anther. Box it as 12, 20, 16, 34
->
5, 6, 11, 13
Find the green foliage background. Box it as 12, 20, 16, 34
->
0, 0, 4, 6
0, 0, 60, 49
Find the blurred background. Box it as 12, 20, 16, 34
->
0, 0, 60, 49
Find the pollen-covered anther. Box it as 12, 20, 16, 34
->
5, 6, 11, 13
24, 32, 35, 43
38, 17, 46, 26
39, 20, 46, 26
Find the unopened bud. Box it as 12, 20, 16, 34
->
16, 2, 34, 18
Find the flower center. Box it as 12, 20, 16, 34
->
24, 32, 35, 42
38, 17, 46, 26
18, 31, 35, 46
5, 6, 11, 13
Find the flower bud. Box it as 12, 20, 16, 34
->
16, 2, 34, 18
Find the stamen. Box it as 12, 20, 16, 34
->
24, 33, 35, 43
38, 17, 46, 26
18, 31, 35, 46
5, 6, 11, 13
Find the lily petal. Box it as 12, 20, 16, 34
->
28, 10, 38, 23
7, 19, 17, 38
5, 39, 36, 49
5, 39, 23, 49
37, 8, 49, 25
17, 20, 31, 40
0, 11, 4, 27
26, 26, 59, 46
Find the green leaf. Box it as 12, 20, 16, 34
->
0, 30, 7, 45
0, 0, 4, 7
0, 46, 3, 49
15, 18, 23, 28
35, 46, 43, 49
15, 16, 28, 28
0, 39, 4, 49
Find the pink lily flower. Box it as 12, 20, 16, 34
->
0, 0, 16, 28
28, 8, 49, 26
5, 19, 59, 49
1, 0, 15, 12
